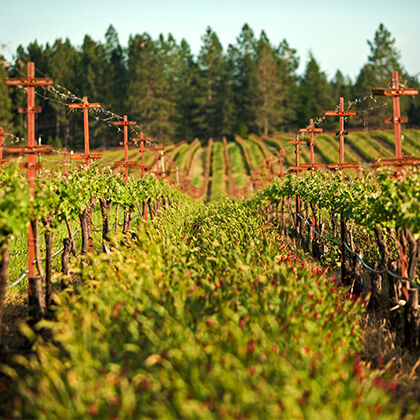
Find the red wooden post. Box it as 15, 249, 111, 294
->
68, 96, 102, 252
68, 96, 102, 167
158, 149, 168, 175
299, 119, 323, 171
372, 71, 419, 173
132, 131, 152, 178
0, 127, 11, 166
275, 150, 286, 177
372, 71, 419, 279
288, 134, 306, 233
325, 97, 358, 178
5, 62, 53, 278
288, 134, 306, 175
166, 160, 177, 184
62, 147, 69, 175
175, 167, 183, 187
263, 156, 274, 182
113, 115, 137, 183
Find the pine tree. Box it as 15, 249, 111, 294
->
12, 42, 56, 143
353, 24, 405, 128
77, 35, 108, 149
231, 24, 258, 135
49, 38, 80, 148
297, 53, 334, 126
276, 39, 300, 131
172, 39, 198, 141
253, 34, 300, 135
254, 31, 282, 135
127, 33, 169, 141
104, 25, 128, 115
194, 27, 226, 139
0, 57, 13, 131
330, 70, 352, 103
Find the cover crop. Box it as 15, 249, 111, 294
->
6, 200, 403, 419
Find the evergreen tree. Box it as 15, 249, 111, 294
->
330, 70, 352, 103
353, 23, 405, 128
407, 76, 420, 127
276, 39, 299, 131
297, 53, 334, 126
194, 27, 226, 139
253, 35, 300, 135
12, 42, 56, 143
172, 39, 198, 141
231, 24, 258, 135
104, 25, 128, 115
254, 31, 282, 135
0, 57, 13, 131
49, 38, 80, 148
77, 35, 108, 148
127, 33, 167, 140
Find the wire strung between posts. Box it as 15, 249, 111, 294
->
91, 212, 143, 232
295, 212, 420, 291
7, 230, 80, 290
2, 63, 158, 148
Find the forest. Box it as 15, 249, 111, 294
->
0, 23, 419, 149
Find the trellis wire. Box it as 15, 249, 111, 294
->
295, 212, 420, 291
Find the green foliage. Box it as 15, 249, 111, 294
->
5, 23, 417, 143
297, 53, 334, 126
7, 200, 404, 418
209, 141, 226, 200
0, 57, 13, 129
0, 165, 29, 242
255, 168, 420, 238
352, 23, 406, 128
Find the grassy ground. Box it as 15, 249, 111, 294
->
189, 147, 205, 188
209, 141, 226, 200
228, 142, 248, 188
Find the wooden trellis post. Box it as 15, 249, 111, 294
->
68, 96, 102, 167
274, 150, 286, 229
113, 115, 137, 183
68, 96, 101, 252
372, 71, 419, 285
0, 127, 11, 166
133, 131, 152, 178
299, 118, 323, 171
288, 134, 306, 235
263, 156, 274, 182
275, 150, 286, 177
158, 149, 168, 174
288, 134, 306, 175
325, 97, 358, 178
166, 160, 177, 184
62, 147, 69, 175
175, 167, 182, 187
372, 71, 420, 173
4, 61, 53, 279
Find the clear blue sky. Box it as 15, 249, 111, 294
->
1, 0, 419, 80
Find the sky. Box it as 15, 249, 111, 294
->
1, 0, 420, 80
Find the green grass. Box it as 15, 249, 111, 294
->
346, 132, 393, 162
209, 141, 226, 200
189, 147, 205, 187
402, 130, 420, 156
170, 143, 190, 166
248, 136, 269, 158
5, 199, 410, 418
242, 138, 264, 169
228, 142, 248, 188
234, 136, 252, 174
183, 141, 201, 174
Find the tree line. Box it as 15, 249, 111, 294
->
0, 23, 419, 149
